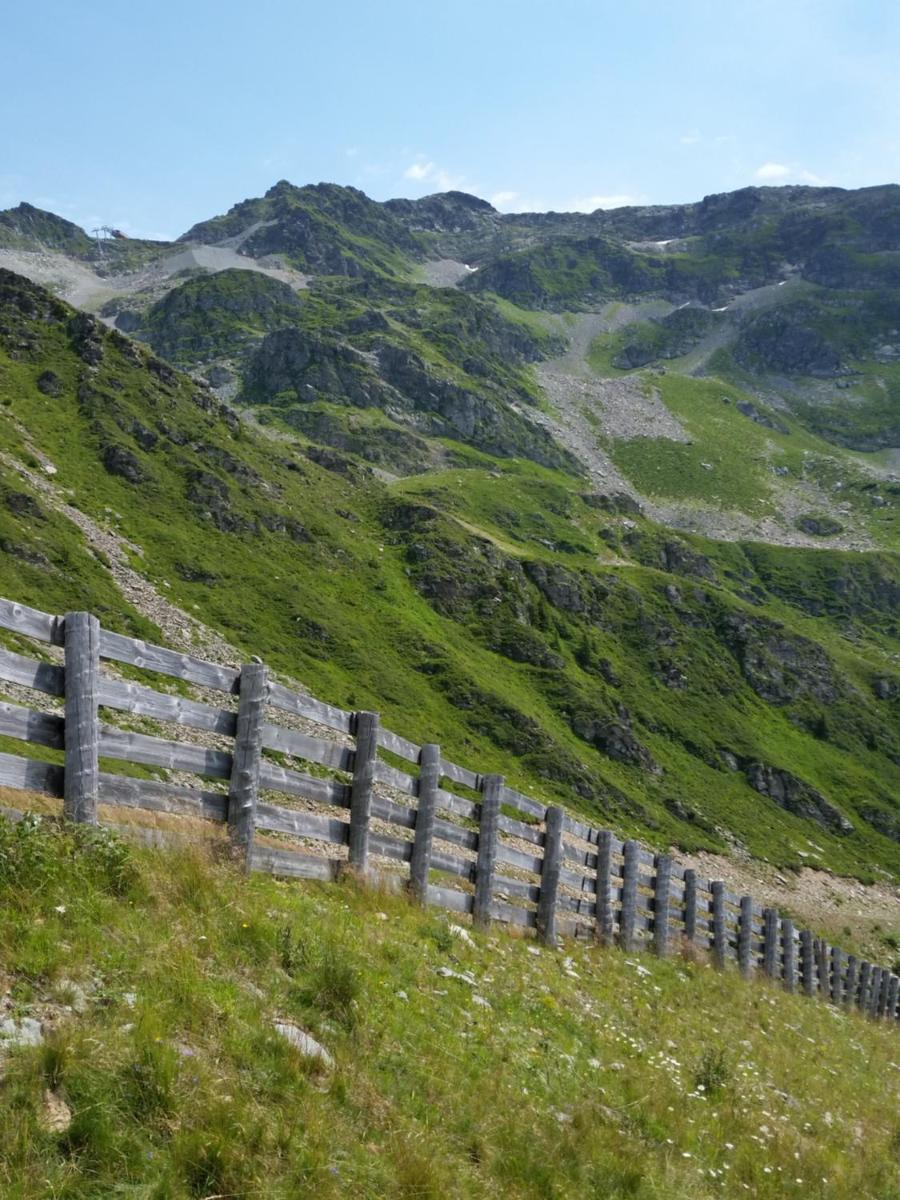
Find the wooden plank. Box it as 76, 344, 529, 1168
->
98, 724, 232, 779
267, 681, 353, 734
255, 803, 348, 844
558, 892, 596, 918
435, 787, 477, 822
536, 806, 564, 946
367, 830, 412, 863
738, 896, 754, 978
63, 612, 100, 825
620, 840, 640, 952
250, 844, 341, 882
258, 761, 350, 807
800, 929, 815, 996
348, 711, 379, 873
494, 874, 541, 904
98, 676, 235, 736
763, 908, 779, 978
491, 899, 536, 929
98, 773, 227, 821
0, 700, 64, 749
561, 840, 598, 871
595, 830, 614, 946
440, 757, 480, 792
711, 881, 727, 968
496, 842, 543, 876
410, 743, 440, 901
559, 864, 595, 894
431, 814, 476, 851
0, 749, 63, 796
683, 869, 697, 945
0, 597, 61, 644
426, 883, 473, 915
430, 848, 474, 881
371, 794, 416, 830
260, 722, 355, 772
98, 629, 239, 693
654, 854, 673, 959
502, 785, 546, 821
0, 646, 64, 696
373, 759, 417, 795
782, 918, 795, 993
473, 774, 502, 928
376, 727, 421, 764
499, 812, 543, 847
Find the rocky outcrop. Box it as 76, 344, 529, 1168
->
721, 614, 840, 706
243, 328, 390, 408
734, 309, 842, 376
745, 762, 853, 834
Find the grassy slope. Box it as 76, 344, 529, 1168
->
0, 816, 898, 1200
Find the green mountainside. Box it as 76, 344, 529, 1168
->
0, 180, 897, 905
0, 265, 898, 904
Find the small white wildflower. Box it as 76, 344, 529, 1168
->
53, 905, 66, 915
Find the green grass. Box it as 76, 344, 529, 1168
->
0, 814, 898, 1199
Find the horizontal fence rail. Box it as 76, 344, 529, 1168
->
0, 595, 896, 1025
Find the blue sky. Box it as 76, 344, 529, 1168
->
2, 0, 899, 239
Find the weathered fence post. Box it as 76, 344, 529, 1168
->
348, 710, 379, 875
63, 611, 101, 825
594, 830, 614, 946
619, 840, 640, 952
409, 742, 440, 902
653, 854, 673, 958
866, 967, 880, 1018
876, 969, 890, 1018
682, 869, 697, 947
536, 806, 564, 946
782, 918, 795, 993
816, 937, 830, 999
473, 774, 503, 929
227, 663, 268, 863
763, 908, 779, 979
800, 929, 815, 997
738, 896, 753, 979
711, 881, 727, 969
844, 955, 859, 1009
858, 962, 872, 1014
887, 975, 899, 1022
830, 946, 844, 1005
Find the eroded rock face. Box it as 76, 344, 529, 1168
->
746, 762, 853, 834
101, 443, 144, 484
721, 614, 840, 706
735, 309, 842, 376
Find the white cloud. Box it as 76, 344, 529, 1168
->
754, 161, 792, 181
568, 193, 645, 212
754, 161, 826, 185
404, 160, 436, 181
490, 190, 520, 210
401, 157, 465, 192
680, 132, 702, 146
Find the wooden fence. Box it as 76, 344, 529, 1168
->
0, 595, 897, 1025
